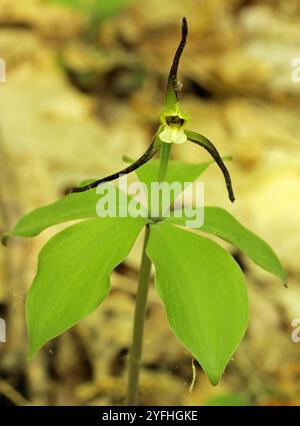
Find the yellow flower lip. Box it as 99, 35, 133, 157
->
159, 103, 190, 144
159, 126, 187, 144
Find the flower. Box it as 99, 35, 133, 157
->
159, 103, 190, 144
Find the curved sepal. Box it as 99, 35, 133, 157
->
186, 130, 235, 202
165, 17, 188, 107
71, 136, 161, 193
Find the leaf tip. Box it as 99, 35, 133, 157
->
27, 346, 36, 360
27, 335, 41, 360
208, 373, 221, 386
278, 266, 287, 287
203, 365, 222, 386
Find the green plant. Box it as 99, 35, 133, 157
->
2, 18, 286, 406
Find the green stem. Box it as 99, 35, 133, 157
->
126, 225, 151, 405
126, 142, 172, 406
158, 143, 172, 182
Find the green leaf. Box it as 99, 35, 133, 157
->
136, 159, 211, 190
146, 222, 248, 385
27, 216, 147, 357
2, 183, 132, 244
123, 156, 231, 191
165, 207, 287, 284
122, 158, 212, 211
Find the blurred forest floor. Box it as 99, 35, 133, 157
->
1, 0, 300, 406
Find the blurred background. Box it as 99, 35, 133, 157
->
1, 0, 300, 406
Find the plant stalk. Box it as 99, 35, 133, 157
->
158, 143, 172, 182
126, 142, 172, 405
126, 225, 151, 405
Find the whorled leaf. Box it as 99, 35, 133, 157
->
123, 157, 213, 210
27, 216, 148, 357
165, 207, 287, 284
135, 159, 212, 191
1, 183, 132, 243
185, 130, 235, 202
146, 222, 249, 385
